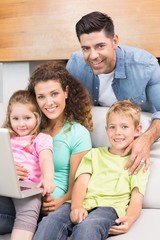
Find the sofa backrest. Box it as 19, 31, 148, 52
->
91, 106, 160, 209
1, 105, 160, 209
0, 103, 5, 126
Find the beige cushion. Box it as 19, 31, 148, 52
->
107, 209, 160, 240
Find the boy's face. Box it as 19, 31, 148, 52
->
79, 30, 119, 75
106, 112, 141, 155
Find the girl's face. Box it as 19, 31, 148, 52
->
106, 112, 141, 155
34, 80, 68, 122
10, 103, 37, 136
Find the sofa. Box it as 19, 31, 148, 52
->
0, 106, 160, 240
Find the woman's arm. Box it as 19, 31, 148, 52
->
41, 150, 89, 213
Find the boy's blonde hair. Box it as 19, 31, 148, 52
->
2, 90, 42, 137
106, 99, 141, 127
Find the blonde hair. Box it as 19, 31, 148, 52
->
2, 90, 42, 137
106, 99, 141, 127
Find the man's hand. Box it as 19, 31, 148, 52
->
70, 207, 88, 224
122, 134, 150, 174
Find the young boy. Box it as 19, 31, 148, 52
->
33, 99, 150, 240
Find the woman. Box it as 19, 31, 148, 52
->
0, 62, 93, 235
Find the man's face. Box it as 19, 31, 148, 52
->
79, 30, 119, 75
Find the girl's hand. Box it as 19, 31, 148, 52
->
15, 162, 28, 180
37, 180, 56, 196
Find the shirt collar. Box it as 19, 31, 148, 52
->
115, 46, 126, 79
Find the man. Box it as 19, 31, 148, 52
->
66, 11, 160, 174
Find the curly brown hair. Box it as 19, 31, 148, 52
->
2, 90, 42, 137
28, 62, 93, 131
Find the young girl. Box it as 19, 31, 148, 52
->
2, 90, 55, 240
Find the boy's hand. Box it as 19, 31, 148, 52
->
70, 207, 88, 224
109, 216, 133, 235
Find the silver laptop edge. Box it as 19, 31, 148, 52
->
0, 128, 43, 198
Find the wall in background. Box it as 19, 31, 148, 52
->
0, 60, 66, 106
0, 63, 2, 102
0, 62, 29, 104
0, 0, 160, 62
0, 0, 160, 117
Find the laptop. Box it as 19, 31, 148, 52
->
0, 128, 43, 198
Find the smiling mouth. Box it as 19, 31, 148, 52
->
90, 59, 104, 66
90, 61, 104, 70
114, 138, 125, 143
45, 106, 57, 113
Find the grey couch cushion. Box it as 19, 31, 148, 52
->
107, 209, 160, 240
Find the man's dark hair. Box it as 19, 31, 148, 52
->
76, 11, 115, 41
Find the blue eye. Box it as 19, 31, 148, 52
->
109, 126, 115, 129
122, 125, 129, 129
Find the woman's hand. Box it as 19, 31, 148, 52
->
15, 162, 28, 180
41, 194, 62, 213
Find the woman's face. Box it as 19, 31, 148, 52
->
34, 80, 68, 121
